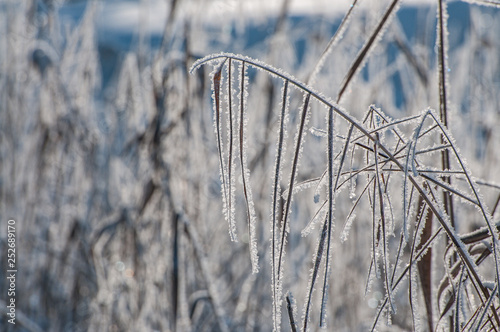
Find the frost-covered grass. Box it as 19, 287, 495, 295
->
1, 0, 500, 331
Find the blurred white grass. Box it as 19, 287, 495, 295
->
1, 0, 500, 331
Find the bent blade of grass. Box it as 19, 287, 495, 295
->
369, 177, 380, 280
402, 142, 413, 242
302, 198, 328, 238
212, 59, 235, 241
359, 114, 420, 142
192, 54, 500, 329
320, 106, 336, 328
191, 53, 379, 145
313, 168, 328, 204
425, 181, 497, 322
281, 176, 322, 202
473, 284, 499, 331
461, 221, 500, 245
226, 59, 237, 243
307, 0, 360, 87
270, 78, 290, 331
420, 173, 478, 206
454, 267, 466, 330
337, 0, 401, 103
238, 61, 259, 274
409, 110, 430, 177
303, 217, 328, 332
341, 176, 374, 242
319, 119, 353, 327
374, 137, 394, 314
390, 219, 408, 288
286, 291, 298, 332
415, 144, 452, 156
278, 92, 312, 281
374, 171, 490, 330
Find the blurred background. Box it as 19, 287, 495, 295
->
1, 0, 499, 331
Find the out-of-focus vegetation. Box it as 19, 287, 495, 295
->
1, 0, 500, 331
